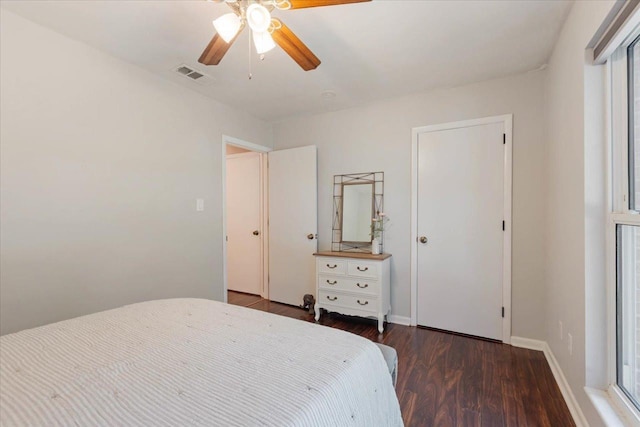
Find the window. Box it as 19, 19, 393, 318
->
611, 30, 640, 417
616, 224, 640, 409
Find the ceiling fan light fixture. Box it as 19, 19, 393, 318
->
246, 4, 271, 33
253, 31, 276, 54
213, 13, 241, 43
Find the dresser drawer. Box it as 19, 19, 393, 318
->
319, 290, 377, 313
318, 258, 347, 275
347, 261, 378, 278
318, 275, 379, 295
314, 252, 391, 333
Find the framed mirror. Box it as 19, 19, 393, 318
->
332, 172, 384, 252
341, 183, 374, 242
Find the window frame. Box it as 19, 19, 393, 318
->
607, 26, 640, 423
628, 35, 638, 212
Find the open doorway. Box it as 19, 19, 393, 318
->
222, 136, 270, 304
222, 136, 318, 308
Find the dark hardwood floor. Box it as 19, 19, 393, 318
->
227, 290, 263, 307
227, 291, 575, 427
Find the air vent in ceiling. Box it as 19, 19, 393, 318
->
173, 64, 214, 86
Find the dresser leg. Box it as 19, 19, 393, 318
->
314, 305, 320, 321
378, 315, 384, 333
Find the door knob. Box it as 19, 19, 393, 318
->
307, 234, 315, 240
419, 236, 428, 244
252, 230, 260, 236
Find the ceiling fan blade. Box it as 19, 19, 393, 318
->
289, 0, 371, 9
271, 19, 321, 71
198, 26, 243, 66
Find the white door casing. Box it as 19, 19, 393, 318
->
226, 152, 262, 295
268, 146, 318, 306
411, 115, 512, 343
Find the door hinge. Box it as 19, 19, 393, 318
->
502, 307, 505, 318
503, 133, 506, 145
502, 221, 505, 231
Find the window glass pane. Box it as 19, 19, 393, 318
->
617, 224, 640, 410
629, 38, 640, 210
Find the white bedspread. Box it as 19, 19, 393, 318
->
0, 298, 403, 426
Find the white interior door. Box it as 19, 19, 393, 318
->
416, 122, 505, 340
268, 146, 317, 306
226, 152, 262, 295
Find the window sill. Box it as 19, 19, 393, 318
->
585, 386, 640, 426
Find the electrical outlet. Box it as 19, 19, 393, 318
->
567, 333, 573, 356
559, 321, 563, 340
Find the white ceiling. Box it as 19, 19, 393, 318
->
1, 0, 572, 122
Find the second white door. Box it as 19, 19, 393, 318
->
268, 146, 317, 306
226, 152, 262, 295
416, 121, 506, 341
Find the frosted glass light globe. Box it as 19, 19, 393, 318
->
253, 31, 276, 54
213, 13, 241, 43
246, 4, 271, 33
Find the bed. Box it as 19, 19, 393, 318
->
0, 298, 403, 426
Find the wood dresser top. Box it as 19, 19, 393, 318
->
313, 251, 392, 260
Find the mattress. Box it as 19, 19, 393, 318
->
0, 298, 403, 426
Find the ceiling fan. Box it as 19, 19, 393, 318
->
199, 0, 371, 71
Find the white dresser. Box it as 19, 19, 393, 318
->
314, 251, 391, 333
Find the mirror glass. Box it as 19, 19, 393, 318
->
332, 172, 383, 252
341, 183, 373, 242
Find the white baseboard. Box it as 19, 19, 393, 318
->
388, 315, 411, 326
542, 342, 589, 427
510, 336, 546, 351
511, 336, 588, 427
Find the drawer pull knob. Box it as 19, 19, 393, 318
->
327, 264, 338, 269
357, 266, 369, 272
326, 280, 337, 285
327, 296, 338, 301
356, 283, 369, 288
357, 300, 369, 306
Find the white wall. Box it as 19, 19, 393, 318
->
273, 71, 547, 339
544, 1, 614, 426
0, 10, 272, 335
